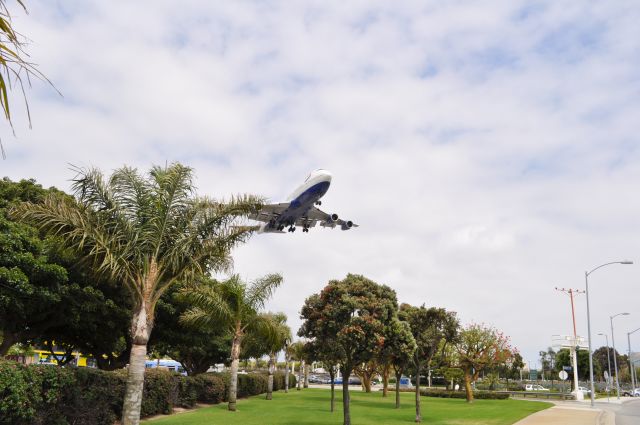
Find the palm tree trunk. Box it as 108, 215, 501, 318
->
228, 332, 242, 411
395, 369, 402, 408
298, 360, 304, 390
304, 362, 309, 388
122, 300, 153, 425
284, 356, 290, 393
267, 352, 275, 400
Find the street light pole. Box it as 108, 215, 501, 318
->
585, 260, 633, 407
628, 327, 640, 391
610, 313, 630, 399
598, 333, 612, 402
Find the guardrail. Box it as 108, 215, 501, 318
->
501, 391, 575, 400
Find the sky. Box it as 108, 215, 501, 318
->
2, 0, 640, 370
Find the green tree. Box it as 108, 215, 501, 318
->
0, 178, 68, 355
398, 304, 459, 422
288, 340, 306, 391
299, 274, 398, 425
13, 163, 260, 425
454, 324, 513, 403
179, 273, 282, 411
150, 284, 231, 375
555, 348, 600, 382
242, 312, 291, 400
381, 318, 416, 408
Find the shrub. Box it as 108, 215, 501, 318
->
237, 373, 268, 398
419, 388, 510, 400
0, 360, 289, 424
193, 374, 226, 404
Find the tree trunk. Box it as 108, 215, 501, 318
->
329, 367, 335, 412
284, 356, 290, 393
395, 369, 402, 408
304, 362, 309, 388
267, 352, 275, 400
415, 363, 422, 423
382, 363, 391, 397
122, 298, 153, 425
298, 360, 304, 390
342, 367, 352, 425
464, 370, 474, 403
362, 373, 372, 392
228, 331, 242, 411
0, 332, 17, 356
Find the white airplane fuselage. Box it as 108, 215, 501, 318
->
278, 169, 332, 226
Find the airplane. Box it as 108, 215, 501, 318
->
250, 169, 358, 233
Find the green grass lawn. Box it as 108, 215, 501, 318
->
143, 389, 551, 425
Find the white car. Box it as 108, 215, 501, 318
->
576, 386, 592, 395
622, 388, 640, 397
525, 384, 549, 391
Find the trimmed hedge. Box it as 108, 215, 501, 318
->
420, 388, 510, 400
0, 360, 297, 425
395, 387, 510, 400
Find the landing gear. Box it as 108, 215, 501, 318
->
315, 201, 322, 206
288, 226, 296, 232
302, 227, 309, 232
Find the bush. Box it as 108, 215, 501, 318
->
237, 373, 268, 398
193, 374, 226, 403
419, 388, 510, 400
0, 360, 292, 424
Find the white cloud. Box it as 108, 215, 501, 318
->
2, 0, 640, 367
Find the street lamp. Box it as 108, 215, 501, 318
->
628, 327, 640, 390
597, 333, 612, 402
610, 312, 630, 399
585, 260, 633, 407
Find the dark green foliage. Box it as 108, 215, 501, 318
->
237, 373, 268, 398
420, 389, 510, 400
192, 374, 227, 403
395, 388, 510, 400
0, 360, 295, 424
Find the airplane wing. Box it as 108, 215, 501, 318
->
307, 207, 359, 230
249, 203, 289, 223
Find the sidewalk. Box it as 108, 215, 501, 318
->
513, 399, 620, 425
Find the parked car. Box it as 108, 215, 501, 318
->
525, 384, 549, 391
576, 386, 591, 395
622, 388, 640, 397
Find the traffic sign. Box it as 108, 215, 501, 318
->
559, 370, 568, 380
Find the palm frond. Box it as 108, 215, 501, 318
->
246, 273, 282, 311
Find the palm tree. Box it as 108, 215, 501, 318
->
0, 1, 56, 157
289, 340, 306, 391
180, 273, 282, 411
263, 312, 291, 400
13, 163, 261, 425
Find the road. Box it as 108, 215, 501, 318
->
612, 399, 640, 425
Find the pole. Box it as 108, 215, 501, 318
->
555, 287, 585, 399
628, 327, 640, 391
585, 272, 596, 407
628, 332, 635, 391
601, 334, 611, 402
611, 316, 621, 399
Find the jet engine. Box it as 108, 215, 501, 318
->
330, 213, 339, 221
341, 221, 353, 230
